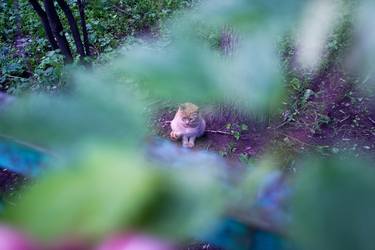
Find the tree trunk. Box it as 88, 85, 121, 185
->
56, 0, 86, 58
77, 0, 90, 56
43, 0, 73, 62
14, 0, 21, 38
28, 0, 59, 50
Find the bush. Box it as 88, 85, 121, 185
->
0, 0, 193, 94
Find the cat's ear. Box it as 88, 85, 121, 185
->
178, 103, 186, 110
192, 105, 200, 113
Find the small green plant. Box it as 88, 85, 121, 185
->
240, 124, 248, 131
225, 123, 248, 141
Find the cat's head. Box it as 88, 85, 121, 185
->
178, 102, 200, 127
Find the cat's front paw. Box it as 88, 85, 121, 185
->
183, 142, 194, 148
170, 131, 179, 141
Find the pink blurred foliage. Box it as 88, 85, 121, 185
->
97, 233, 175, 250
0, 224, 38, 250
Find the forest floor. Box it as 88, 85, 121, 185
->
154, 64, 375, 250
2, 62, 374, 250
155, 65, 375, 170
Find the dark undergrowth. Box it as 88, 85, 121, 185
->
0, 0, 194, 94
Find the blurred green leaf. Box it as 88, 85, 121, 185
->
0, 82, 145, 151
291, 156, 375, 250
3, 146, 163, 239
3, 145, 225, 241
106, 0, 313, 113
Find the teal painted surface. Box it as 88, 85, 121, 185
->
202, 218, 297, 250
0, 140, 47, 177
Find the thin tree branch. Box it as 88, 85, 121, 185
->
205, 129, 232, 135
161, 121, 232, 136
275, 131, 316, 147
113, 5, 127, 13
368, 117, 375, 125
4, 74, 28, 79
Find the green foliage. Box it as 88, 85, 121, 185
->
2, 0, 375, 247
225, 123, 248, 141
1, 1, 40, 43
88, 0, 193, 38
0, 0, 192, 94
0, 45, 25, 88
32, 50, 65, 90
291, 157, 375, 250
3, 145, 225, 241
0, 81, 145, 151
112, 0, 312, 113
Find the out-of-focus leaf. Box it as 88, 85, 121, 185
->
97, 233, 174, 250
0, 82, 145, 151
108, 35, 284, 112
291, 156, 375, 250
296, 0, 343, 71
98, 0, 313, 113
347, 0, 375, 89
0, 224, 38, 250
173, 0, 309, 35
117, 43, 222, 103
3, 145, 225, 241
4, 147, 161, 240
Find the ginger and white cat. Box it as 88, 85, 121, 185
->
170, 103, 206, 148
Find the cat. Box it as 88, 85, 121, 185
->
170, 102, 206, 148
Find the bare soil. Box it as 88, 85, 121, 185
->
155, 66, 375, 169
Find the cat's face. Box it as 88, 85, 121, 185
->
178, 103, 200, 127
